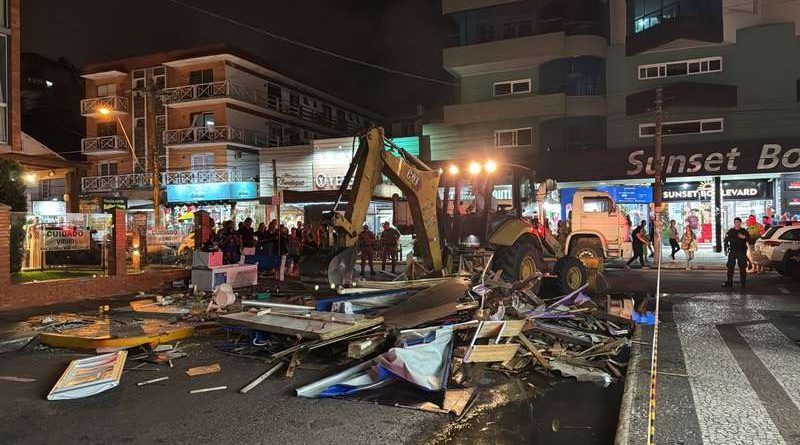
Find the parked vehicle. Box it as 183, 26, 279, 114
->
752, 225, 800, 277
563, 189, 632, 261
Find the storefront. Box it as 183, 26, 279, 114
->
164, 181, 264, 228
532, 138, 800, 249
259, 136, 426, 229
660, 179, 775, 243
781, 174, 800, 216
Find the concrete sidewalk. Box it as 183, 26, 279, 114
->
607, 246, 728, 271
617, 292, 800, 445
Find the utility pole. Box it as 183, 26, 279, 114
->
653, 86, 664, 267
145, 79, 161, 228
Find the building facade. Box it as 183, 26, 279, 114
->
426, 0, 609, 162
427, 0, 800, 242
78, 46, 382, 224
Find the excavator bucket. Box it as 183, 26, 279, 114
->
299, 247, 358, 288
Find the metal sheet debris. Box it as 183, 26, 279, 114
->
47, 351, 127, 401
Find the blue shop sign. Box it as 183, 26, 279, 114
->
166, 182, 258, 203
559, 185, 653, 217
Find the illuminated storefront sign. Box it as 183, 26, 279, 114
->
166, 182, 257, 203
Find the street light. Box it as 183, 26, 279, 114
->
468, 161, 482, 175
484, 159, 497, 174
448, 164, 459, 175
97, 107, 111, 116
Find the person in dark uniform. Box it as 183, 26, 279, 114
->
358, 224, 376, 275
723, 217, 751, 288
626, 220, 648, 268
379, 221, 401, 274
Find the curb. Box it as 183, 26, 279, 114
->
614, 324, 644, 445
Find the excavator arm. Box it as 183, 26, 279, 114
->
308, 127, 443, 286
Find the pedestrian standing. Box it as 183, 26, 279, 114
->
680, 226, 697, 270
723, 217, 751, 288
379, 221, 400, 274
668, 219, 680, 261
357, 224, 376, 276
626, 221, 648, 268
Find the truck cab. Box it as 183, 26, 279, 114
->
565, 189, 632, 260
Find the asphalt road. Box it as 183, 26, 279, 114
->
0, 268, 795, 445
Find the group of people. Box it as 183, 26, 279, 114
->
357, 222, 401, 276
203, 217, 322, 280
622, 211, 784, 288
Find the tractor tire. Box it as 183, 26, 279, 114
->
569, 238, 604, 260
493, 239, 543, 282
553, 255, 588, 294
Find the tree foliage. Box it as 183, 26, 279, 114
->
0, 159, 29, 273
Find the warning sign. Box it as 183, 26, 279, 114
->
43, 227, 91, 251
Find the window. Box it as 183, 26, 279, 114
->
190, 112, 215, 127
132, 70, 145, 90
639, 118, 724, 138
98, 161, 118, 176
493, 79, 531, 97
583, 197, 611, 213
638, 57, 722, 80
632, 0, 680, 34
96, 83, 116, 97
97, 122, 116, 137
190, 153, 214, 169
189, 69, 213, 85
494, 127, 533, 148
778, 229, 800, 241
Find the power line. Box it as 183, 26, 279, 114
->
164, 0, 456, 87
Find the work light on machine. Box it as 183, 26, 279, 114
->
468, 161, 482, 175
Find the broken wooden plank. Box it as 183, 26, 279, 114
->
474, 320, 526, 339
186, 363, 221, 377
442, 388, 476, 416
219, 310, 383, 341
464, 344, 519, 363
381, 278, 469, 328
347, 335, 383, 359
515, 334, 550, 369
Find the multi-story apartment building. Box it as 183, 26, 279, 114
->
427, 0, 800, 238
425, 0, 610, 162
79, 45, 382, 222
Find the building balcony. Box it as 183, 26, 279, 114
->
626, 82, 737, 116
444, 93, 567, 125
163, 125, 267, 149
444, 31, 607, 76
162, 80, 269, 110
161, 168, 243, 185
81, 135, 130, 156
626, 2, 723, 56
81, 173, 151, 193
80, 95, 130, 118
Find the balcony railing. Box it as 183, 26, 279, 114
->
80, 95, 130, 117
161, 168, 243, 185
81, 135, 129, 154
162, 81, 268, 107
163, 125, 267, 148
81, 173, 151, 193
82, 168, 247, 193
264, 96, 366, 133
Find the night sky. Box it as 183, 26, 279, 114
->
22, 0, 456, 117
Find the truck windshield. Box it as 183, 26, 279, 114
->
583, 196, 612, 213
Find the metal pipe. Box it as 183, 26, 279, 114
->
242, 300, 312, 311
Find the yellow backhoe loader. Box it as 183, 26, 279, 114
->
300, 127, 587, 293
